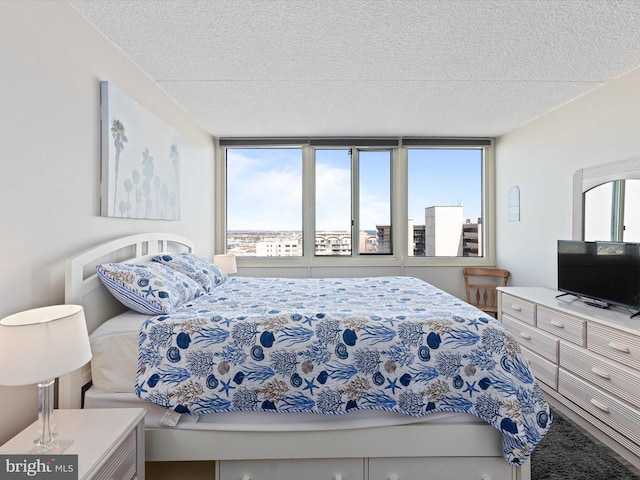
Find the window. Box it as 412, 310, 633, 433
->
407, 148, 484, 257
315, 149, 351, 255
315, 148, 393, 256
225, 148, 303, 256
359, 150, 392, 255
218, 138, 493, 265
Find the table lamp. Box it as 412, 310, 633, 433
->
0, 304, 92, 453
214, 254, 237, 275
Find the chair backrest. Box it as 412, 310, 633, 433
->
463, 267, 510, 316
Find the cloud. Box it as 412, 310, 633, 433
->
226, 149, 393, 232
359, 189, 391, 230
315, 162, 350, 231
227, 150, 302, 230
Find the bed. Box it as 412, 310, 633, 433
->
61, 233, 548, 480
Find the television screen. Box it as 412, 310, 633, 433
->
557, 240, 640, 310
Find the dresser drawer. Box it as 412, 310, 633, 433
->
218, 458, 364, 480
521, 346, 558, 390
559, 370, 640, 456
560, 342, 640, 405
502, 315, 558, 362
369, 456, 514, 480
500, 294, 536, 325
537, 306, 585, 346
588, 322, 640, 372
92, 430, 137, 480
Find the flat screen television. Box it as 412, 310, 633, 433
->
557, 240, 640, 317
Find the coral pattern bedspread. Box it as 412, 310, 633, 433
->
136, 276, 551, 465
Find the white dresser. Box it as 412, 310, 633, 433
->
498, 287, 640, 467
0, 408, 145, 480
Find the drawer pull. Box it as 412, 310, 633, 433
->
591, 367, 611, 380
519, 331, 531, 340
590, 398, 610, 413
242, 475, 251, 480
511, 305, 522, 312
550, 320, 565, 328
608, 342, 631, 354
334, 475, 343, 480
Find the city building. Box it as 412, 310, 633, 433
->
256, 235, 303, 256
463, 219, 482, 256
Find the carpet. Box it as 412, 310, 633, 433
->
531, 410, 640, 479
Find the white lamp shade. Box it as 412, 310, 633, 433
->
0, 305, 92, 386
214, 254, 237, 274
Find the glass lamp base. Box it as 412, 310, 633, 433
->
30, 439, 74, 454
34, 379, 73, 454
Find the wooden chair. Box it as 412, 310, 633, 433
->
463, 267, 510, 317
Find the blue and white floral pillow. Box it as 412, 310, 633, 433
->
96, 262, 204, 315
152, 253, 227, 293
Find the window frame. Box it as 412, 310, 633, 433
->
403, 144, 493, 264
215, 137, 496, 268
314, 146, 395, 258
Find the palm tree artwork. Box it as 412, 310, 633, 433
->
116, 147, 181, 219
110, 119, 128, 215
101, 81, 181, 220
142, 147, 154, 218
170, 144, 180, 213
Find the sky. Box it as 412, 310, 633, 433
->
226, 147, 482, 231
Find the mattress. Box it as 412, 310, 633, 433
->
89, 309, 146, 393
84, 387, 482, 431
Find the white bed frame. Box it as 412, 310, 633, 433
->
60, 233, 530, 479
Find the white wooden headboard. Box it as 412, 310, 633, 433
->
60, 232, 194, 409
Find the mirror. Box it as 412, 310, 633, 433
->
573, 156, 640, 241
584, 179, 640, 242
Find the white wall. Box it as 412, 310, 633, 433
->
496, 66, 640, 288
0, 1, 214, 444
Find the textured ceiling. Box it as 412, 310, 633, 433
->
69, 0, 640, 138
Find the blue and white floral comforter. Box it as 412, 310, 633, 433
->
136, 276, 551, 465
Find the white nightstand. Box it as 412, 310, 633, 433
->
0, 408, 145, 480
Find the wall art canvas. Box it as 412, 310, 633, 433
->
101, 81, 181, 220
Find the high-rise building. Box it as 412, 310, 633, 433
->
424, 206, 466, 256
376, 226, 392, 254
463, 219, 482, 256
404, 207, 482, 257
